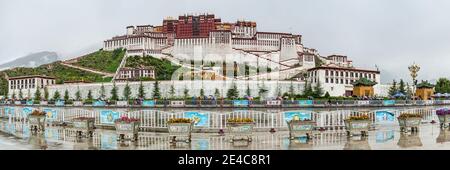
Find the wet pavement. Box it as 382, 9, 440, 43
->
1, 119, 450, 150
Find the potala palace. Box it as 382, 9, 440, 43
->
7, 13, 390, 99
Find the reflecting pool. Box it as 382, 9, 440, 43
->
1, 106, 450, 150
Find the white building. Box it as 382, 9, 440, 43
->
307, 65, 381, 97
103, 14, 312, 74
7, 75, 56, 99
115, 66, 156, 82
325, 55, 353, 68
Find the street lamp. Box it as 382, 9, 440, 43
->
408, 63, 420, 99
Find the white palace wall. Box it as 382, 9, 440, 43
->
45, 80, 304, 100
172, 43, 281, 70
10, 80, 390, 99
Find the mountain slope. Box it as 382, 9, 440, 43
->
70, 48, 126, 73
0, 51, 59, 70
0, 61, 112, 96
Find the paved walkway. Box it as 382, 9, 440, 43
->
60, 62, 115, 78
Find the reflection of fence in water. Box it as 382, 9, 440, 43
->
133, 131, 348, 150
312, 131, 347, 146
0, 106, 437, 130
0, 120, 354, 149
134, 134, 289, 150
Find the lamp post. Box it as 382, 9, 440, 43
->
408, 63, 420, 99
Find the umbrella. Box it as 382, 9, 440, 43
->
434, 93, 443, 98
393, 92, 405, 98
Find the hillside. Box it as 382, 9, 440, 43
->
0, 51, 59, 70
0, 61, 111, 96
0, 49, 185, 96
71, 48, 126, 73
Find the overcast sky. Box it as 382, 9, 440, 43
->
1, 0, 450, 83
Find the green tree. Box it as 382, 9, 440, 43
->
64, 89, 70, 101
258, 83, 268, 99
138, 81, 146, 99
110, 82, 118, 101
75, 87, 81, 101
313, 81, 324, 98
288, 82, 295, 99
87, 90, 93, 101
100, 83, 106, 99
123, 82, 131, 101
388, 80, 398, 97
435, 78, 450, 93
18, 89, 23, 99
200, 88, 205, 97
183, 88, 189, 99
44, 86, 49, 101
276, 86, 282, 97
53, 90, 61, 100
27, 89, 31, 99
398, 79, 406, 95
11, 91, 16, 100
214, 88, 221, 98
34, 88, 41, 101
324, 92, 330, 98
169, 85, 175, 99
227, 82, 239, 99
152, 81, 160, 99
246, 84, 251, 97
302, 80, 313, 97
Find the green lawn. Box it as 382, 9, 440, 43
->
72, 48, 126, 73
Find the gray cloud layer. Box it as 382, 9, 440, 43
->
1, 0, 449, 83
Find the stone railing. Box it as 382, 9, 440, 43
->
1, 99, 449, 108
